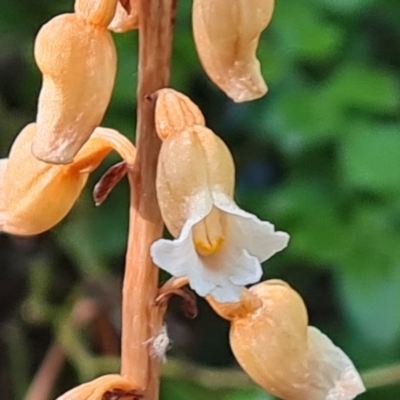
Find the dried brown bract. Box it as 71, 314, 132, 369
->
192, 0, 274, 102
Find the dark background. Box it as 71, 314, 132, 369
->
1, 0, 400, 399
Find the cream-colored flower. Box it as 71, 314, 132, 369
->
33, 0, 118, 164
150, 125, 289, 302
210, 280, 366, 400
192, 0, 274, 102
0, 123, 135, 236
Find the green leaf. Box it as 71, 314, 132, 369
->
338, 266, 400, 346
341, 122, 400, 194
316, 0, 375, 15
275, 1, 344, 61
325, 63, 400, 114
262, 85, 344, 149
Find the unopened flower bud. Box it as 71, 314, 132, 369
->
154, 88, 205, 140
0, 124, 135, 236
229, 280, 365, 400
33, 6, 117, 164
192, 0, 274, 102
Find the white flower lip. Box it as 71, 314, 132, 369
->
150, 190, 290, 303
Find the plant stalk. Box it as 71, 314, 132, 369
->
120, 0, 176, 398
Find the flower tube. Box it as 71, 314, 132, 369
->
192, 0, 274, 102
33, 0, 118, 164
0, 123, 136, 236
150, 124, 289, 302
213, 280, 366, 400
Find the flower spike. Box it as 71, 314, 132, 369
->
0, 123, 136, 236
151, 123, 289, 302
33, 0, 118, 164
192, 0, 274, 102
223, 280, 366, 400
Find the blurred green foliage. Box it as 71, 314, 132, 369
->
1, 0, 400, 399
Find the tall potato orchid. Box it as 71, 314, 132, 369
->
0, 123, 135, 236
4, 0, 367, 399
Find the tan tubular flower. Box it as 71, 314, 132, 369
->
56, 374, 139, 399
192, 0, 274, 102
150, 125, 289, 302
108, 0, 139, 33
33, 1, 118, 164
227, 280, 366, 400
0, 123, 136, 236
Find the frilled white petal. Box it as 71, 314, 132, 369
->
193, 245, 262, 302
151, 214, 250, 301
213, 191, 290, 262
150, 219, 205, 280
151, 189, 212, 280
151, 191, 290, 303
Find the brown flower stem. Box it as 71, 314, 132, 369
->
120, 0, 177, 398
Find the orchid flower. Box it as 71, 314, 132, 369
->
0, 123, 135, 236
208, 280, 366, 400
33, 0, 119, 164
150, 108, 289, 302
192, 0, 274, 102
